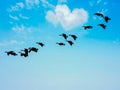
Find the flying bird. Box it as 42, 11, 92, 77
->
104, 16, 111, 23
98, 24, 106, 29
36, 42, 45, 47
5, 51, 17, 56
5, 51, 14, 56
21, 48, 29, 54
29, 47, 38, 53
56, 42, 65, 46
94, 13, 104, 17
19, 52, 28, 57
59, 33, 68, 39
83, 26, 93, 30
69, 34, 78, 40
19, 48, 29, 57
66, 40, 74, 46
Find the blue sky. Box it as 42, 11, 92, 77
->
0, 0, 120, 90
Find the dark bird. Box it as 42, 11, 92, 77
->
11, 52, 17, 56
56, 42, 65, 46
66, 40, 74, 46
19, 48, 29, 57
19, 52, 28, 57
5, 51, 17, 56
98, 24, 106, 29
104, 16, 111, 23
69, 34, 78, 40
5, 51, 14, 55
21, 48, 29, 53
94, 13, 104, 17
59, 33, 68, 39
83, 26, 93, 30
36, 42, 45, 47
29, 47, 38, 53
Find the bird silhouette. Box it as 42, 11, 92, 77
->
94, 13, 104, 17
56, 42, 65, 46
98, 24, 106, 29
69, 34, 78, 40
5, 51, 17, 56
83, 26, 93, 30
19, 48, 29, 57
29, 47, 38, 53
66, 40, 74, 46
36, 42, 45, 47
21, 48, 29, 54
5, 51, 13, 55
104, 16, 111, 23
59, 33, 68, 39
19, 52, 28, 57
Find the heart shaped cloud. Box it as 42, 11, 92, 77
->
46, 4, 89, 30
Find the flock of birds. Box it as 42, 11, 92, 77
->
5, 42, 45, 57
5, 34, 77, 57
5, 12, 111, 58
83, 12, 111, 30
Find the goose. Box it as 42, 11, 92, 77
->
59, 33, 68, 39
69, 34, 78, 40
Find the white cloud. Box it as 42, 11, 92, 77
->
89, 0, 108, 6
88, 1, 94, 7
101, 9, 108, 14
97, 0, 102, 4
0, 40, 25, 47
7, 0, 41, 12
9, 14, 19, 20
7, 2, 24, 12
46, 4, 88, 30
7, 0, 55, 12
12, 24, 33, 34
25, 0, 40, 9
9, 21, 14, 24
58, 0, 67, 4
40, 0, 55, 8
10, 40, 25, 45
104, 2, 108, 5
19, 14, 29, 19
12, 24, 25, 33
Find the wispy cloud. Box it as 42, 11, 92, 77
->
7, 0, 55, 13
89, 0, 107, 7
58, 0, 67, 4
0, 40, 25, 47
40, 0, 55, 8
11, 24, 34, 34
9, 21, 14, 24
7, 0, 41, 12
7, 2, 25, 12
19, 14, 29, 19
89, 0, 95, 7
10, 40, 25, 45
12, 24, 25, 33
46, 4, 88, 30
97, 0, 102, 4
100, 9, 108, 14
103, 2, 108, 5
9, 14, 19, 20
25, 0, 40, 9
